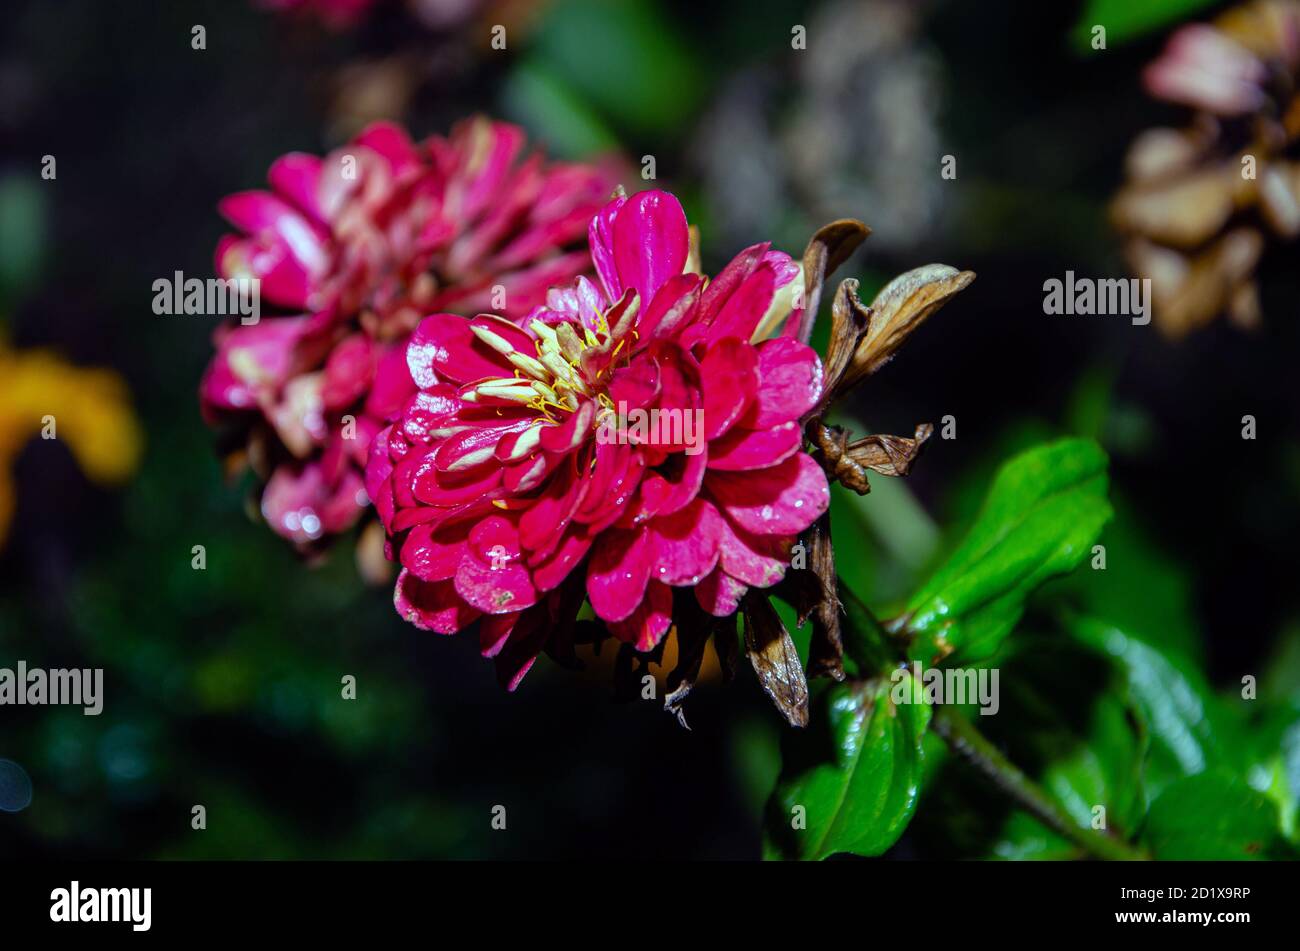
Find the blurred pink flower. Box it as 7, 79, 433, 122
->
201, 118, 618, 561
367, 189, 827, 687
1143, 4, 1300, 116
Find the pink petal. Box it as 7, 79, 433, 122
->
611, 190, 689, 308
705, 262, 775, 346
364, 343, 417, 420
353, 120, 423, 176
707, 420, 802, 471
321, 334, 375, 410
698, 242, 768, 324
635, 448, 707, 519
479, 612, 519, 658
267, 152, 325, 225
588, 193, 628, 302
716, 513, 792, 588
699, 339, 759, 440
406, 313, 511, 388
454, 547, 539, 616
744, 336, 823, 428
705, 452, 829, 535
433, 417, 536, 472
394, 570, 480, 634
520, 460, 582, 552
530, 528, 592, 592
586, 527, 653, 622
401, 521, 471, 582
647, 497, 722, 586
410, 453, 504, 506
636, 272, 703, 347
607, 581, 674, 651
695, 569, 747, 617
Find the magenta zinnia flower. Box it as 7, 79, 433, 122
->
201, 118, 617, 556
367, 189, 829, 687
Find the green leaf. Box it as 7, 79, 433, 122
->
765, 674, 930, 860
1048, 495, 1205, 665
1065, 615, 1245, 802
528, 0, 705, 139
500, 62, 619, 160
1070, 0, 1220, 52
900, 439, 1112, 665
910, 632, 1148, 860
1144, 770, 1295, 860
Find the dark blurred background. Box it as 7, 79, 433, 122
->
1, 0, 1296, 858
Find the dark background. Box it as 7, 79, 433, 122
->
0, 0, 1295, 858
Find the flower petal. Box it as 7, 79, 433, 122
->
611, 190, 689, 307
394, 570, 480, 634
586, 527, 652, 622
706, 420, 802, 471
705, 452, 829, 535
744, 336, 824, 428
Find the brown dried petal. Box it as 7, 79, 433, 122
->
847, 264, 975, 388
1128, 228, 1264, 337
808, 420, 933, 496
1124, 127, 1209, 182
792, 219, 872, 344
1257, 161, 1300, 237
801, 514, 846, 682
742, 594, 810, 727
1110, 163, 1245, 248
819, 278, 874, 407
848, 424, 934, 477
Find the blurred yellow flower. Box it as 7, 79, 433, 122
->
0, 342, 143, 545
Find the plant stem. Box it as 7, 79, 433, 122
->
930, 705, 1149, 861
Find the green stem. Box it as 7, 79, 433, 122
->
931, 705, 1149, 861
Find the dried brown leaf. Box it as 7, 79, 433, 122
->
742, 594, 809, 727
791, 219, 871, 344
849, 265, 975, 386
808, 421, 933, 495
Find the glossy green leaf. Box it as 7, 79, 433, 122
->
1065, 614, 1245, 802
1144, 770, 1295, 860
765, 674, 930, 860
901, 439, 1112, 665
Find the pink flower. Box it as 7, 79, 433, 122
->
1142, 5, 1300, 117
201, 118, 617, 556
368, 189, 828, 687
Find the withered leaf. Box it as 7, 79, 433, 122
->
742, 594, 810, 727
790, 219, 871, 345
1111, 160, 1248, 249
800, 514, 846, 682
1126, 228, 1263, 338
816, 278, 874, 411
850, 264, 975, 386
808, 421, 933, 495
